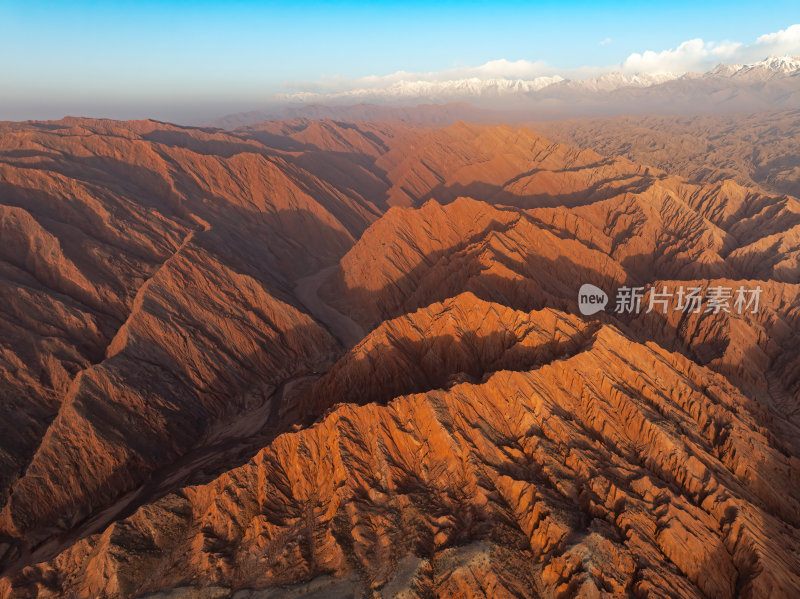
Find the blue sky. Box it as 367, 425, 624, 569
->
1, 1, 799, 121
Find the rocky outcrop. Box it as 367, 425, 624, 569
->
0, 118, 373, 574
534, 109, 800, 198
0, 117, 798, 598
2, 295, 798, 598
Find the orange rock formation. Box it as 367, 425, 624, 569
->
0, 117, 798, 598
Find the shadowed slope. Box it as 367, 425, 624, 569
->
3, 295, 798, 598
0, 117, 798, 598
0, 118, 382, 574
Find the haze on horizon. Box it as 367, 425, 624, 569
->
1, 0, 799, 123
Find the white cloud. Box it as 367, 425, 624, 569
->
281, 24, 800, 99
620, 24, 800, 75
752, 23, 800, 58
468, 58, 552, 79
755, 23, 800, 48
285, 59, 555, 95
621, 38, 709, 74
710, 41, 743, 59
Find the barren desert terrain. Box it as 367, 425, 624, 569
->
0, 115, 798, 598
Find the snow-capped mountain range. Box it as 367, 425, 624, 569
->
278, 56, 800, 104
705, 55, 800, 80
213, 56, 800, 127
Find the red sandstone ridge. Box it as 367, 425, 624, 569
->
0, 116, 798, 598
533, 109, 800, 198
320, 194, 799, 396
2, 294, 798, 598
0, 118, 370, 574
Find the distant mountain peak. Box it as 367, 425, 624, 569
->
215, 55, 800, 127
278, 75, 567, 103
754, 55, 800, 71
277, 56, 800, 107
708, 55, 800, 79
